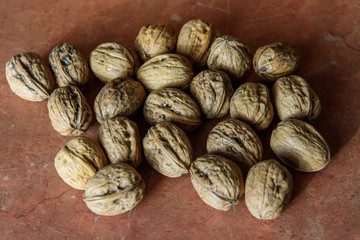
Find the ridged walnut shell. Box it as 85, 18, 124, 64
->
49, 42, 89, 88
273, 75, 321, 123
5, 52, 54, 101
48, 85, 92, 136
54, 136, 108, 190
83, 163, 145, 216
190, 70, 234, 119
143, 122, 193, 178
253, 42, 300, 81
99, 116, 141, 168
134, 24, 177, 62
245, 159, 293, 220
90, 42, 138, 84
136, 54, 194, 91
230, 82, 274, 131
206, 119, 263, 172
270, 119, 331, 172
190, 154, 244, 211
207, 36, 251, 81
143, 88, 201, 132
94, 78, 146, 123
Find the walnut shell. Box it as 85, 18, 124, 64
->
230, 82, 274, 131
99, 116, 141, 168
48, 85, 92, 136
207, 36, 251, 81
94, 78, 146, 123
270, 119, 331, 172
190, 154, 244, 211
253, 42, 300, 81
245, 159, 293, 220
49, 42, 89, 88
54, 136, 108, 190
143, 122, 193, 178
134, 24, 177, 62
206, 119, 263, 172
190, 70, 234, 119
90, 42, 138, 84
143, 88, 201, 132
136, 54, 194, 92
176, 19, 218, 69
273, 75, 321, 122
83, 163, 145, 216
5, 52, 54, 101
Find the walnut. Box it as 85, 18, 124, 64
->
134, 24, 177, 62
143, 88, 201, 132
270, 119, 331, 172
49, 42, 89, 88
143, 122, 193, 178
230, 82, 274, 131
94, 78, 146, 123
190, 70, 233, 119
89, 42, 138, 84
83, 163, 145, 216
207, 36, 251, 81
47, 85, 92, 136
136, 54, 194, 92
5, 52, 54, 101
190, 154, 244, 211
273, 75, 321, 122
206, 119, 263, 172
176, 19, 218, 69
253, 42, 300, 81
99, 116, 141, 168
54, 136, 108, 190
245, 159, 293, 220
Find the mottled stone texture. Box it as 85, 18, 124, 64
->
0, 0, 359, 239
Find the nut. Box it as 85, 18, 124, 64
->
270, 119, 331, 172
83, 163, 145, 216
143, 122, 193, 178
190, 70, 233, 119
230, 82, 274, 131
54, 136, 108, 190
99, 116, 141, 168
48, 85, 92, 136
5, 52, 54, 101
245, 159, 293, 220
190, 154, 244, 211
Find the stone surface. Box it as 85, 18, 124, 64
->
0, 0, 359, 239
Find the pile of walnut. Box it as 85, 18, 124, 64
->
5, 19, 330, 219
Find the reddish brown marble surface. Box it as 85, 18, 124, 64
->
1, 0, 359, 239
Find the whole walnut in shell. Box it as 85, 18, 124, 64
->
230, 82, 274, 131
48, 85, 92, 136
83, 163, 145, 216
54, 136, 108, 190
49, 42, 89, 88
245, 159, 293, 220
134, 24, 177, 62
207, 36, 251, 81
273, 75, 321, 122
143, 88, 202, 132
253, 42, 300, 81
143, 122, 193, 178
190, 70, 234, 119
270, 119, 331, 172
99, 116, 141, 168
136, 54, 194, 91
190, 154, 244, 211
94, 78, 146, 123
5, 52, 54, 101
206, 119, 263, 172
